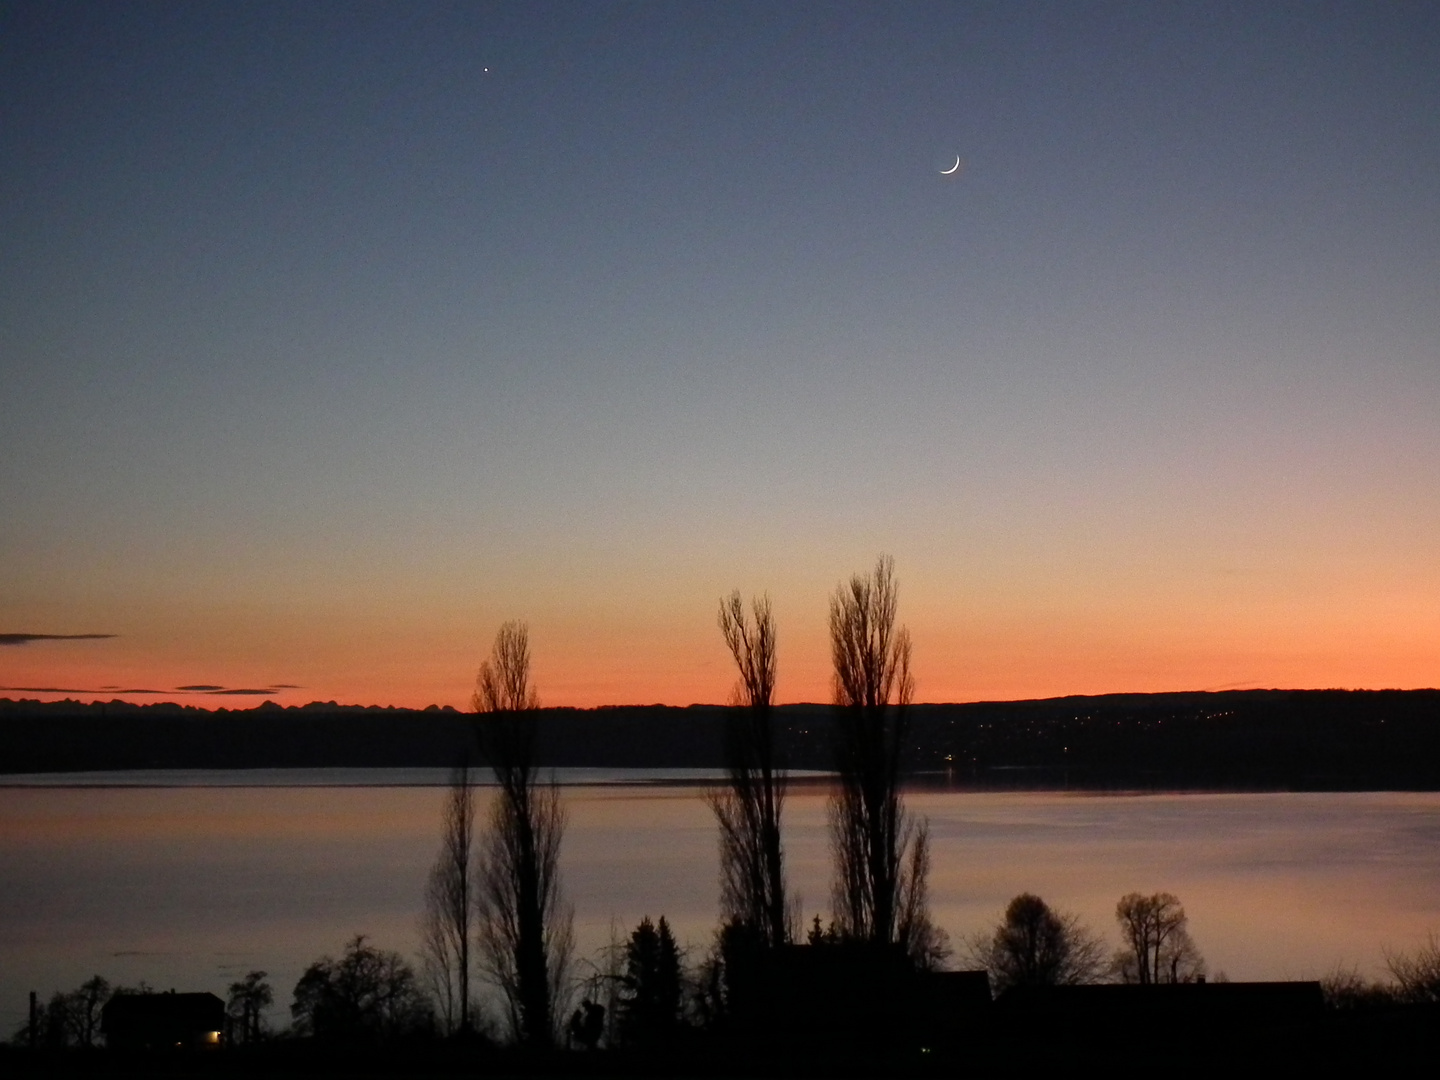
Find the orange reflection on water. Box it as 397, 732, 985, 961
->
1, 780, 1437, 1038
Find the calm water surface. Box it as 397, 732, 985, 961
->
2, 771, 1437, 1033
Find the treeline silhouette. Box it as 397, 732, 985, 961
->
6, 689, 1440, 788
12, 919, 1439, 1074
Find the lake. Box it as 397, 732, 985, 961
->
2, 770, 1438, 1034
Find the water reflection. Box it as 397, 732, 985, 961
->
0, 779, 1436, 1033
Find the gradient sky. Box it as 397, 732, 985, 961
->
3, 1, 1438, 708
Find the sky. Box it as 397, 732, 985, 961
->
3, 0, 1438, 709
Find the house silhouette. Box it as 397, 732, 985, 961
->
101, 991, 225, 1051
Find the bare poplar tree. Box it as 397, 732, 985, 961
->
710, 591, 791, 949
827, 556, 934, 956
472, 621, 573, 1048
419, 764, 476, 1035
419, 898, 459, 1034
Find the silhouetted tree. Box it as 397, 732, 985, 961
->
39, 993, 74, 1050
74, 976, 110, 1048
577, 920, 629, 1048
828, 557, 936, 961
419, 764, 477, 1035
472, 621, 573, 1048
807, 914, 841, 946
226, 971, 272, 1044
689, 936, 728, 1030
10, 996, 33, 1049
618, 916, 683, 1045
290, 936, 430, 1041
968, 894, 1105, 992
1320, 964, 1399, 1010
711, 590, 791, 949
23, 976, 111, 1049
1112, 892, 1205, 984
566, 999, 605, 1050
1386, 933, 1440, 1003
690, 915, 773, 1030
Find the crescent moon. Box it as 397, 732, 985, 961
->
940, 156, 962, 175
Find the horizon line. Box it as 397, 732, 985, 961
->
4, 685, 1435, 714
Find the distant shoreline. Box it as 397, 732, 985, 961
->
3, 689, 1439, 790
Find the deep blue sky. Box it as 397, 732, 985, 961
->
3, 1, 1438, 706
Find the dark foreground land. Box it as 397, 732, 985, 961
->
4, 688, 1440, 789
4, 993, 1437, 1079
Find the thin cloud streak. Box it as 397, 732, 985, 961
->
2, 682, 300, 698
0, 686, 166, 695
0, 633, 117, 647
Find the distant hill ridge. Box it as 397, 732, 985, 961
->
2, 689, 1439, 789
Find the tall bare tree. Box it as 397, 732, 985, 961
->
1112, 892, 1205, 984
472, 621, 573, 1048
827, 556, 933, 957
710, 591, 791, 949
419, 764, 476, 1035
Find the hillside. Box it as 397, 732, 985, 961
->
4, 689, 1439, 788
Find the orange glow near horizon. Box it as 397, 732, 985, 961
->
7, 587, 1437, 710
